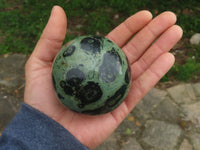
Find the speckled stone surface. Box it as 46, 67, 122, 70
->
52, 35, 131, 115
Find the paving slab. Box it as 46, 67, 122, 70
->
0, 54, 27, 88
142, 120, 182, 150
182, 101, 200, 128
94, 132, 119, 150
192, 83, 200, 97
0, 94, 17, 132
151, 96, 181, 123
179, 139, 193, 150
190, 133, 200, 150
167, 84, 196, 104
136, 88, 167, 114
121, 137, 143, 150
116, 114, 140, 136
131, 107, 151, 126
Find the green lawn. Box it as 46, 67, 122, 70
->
0, 0, 200, 82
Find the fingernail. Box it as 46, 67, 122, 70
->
51, 6, 56, 15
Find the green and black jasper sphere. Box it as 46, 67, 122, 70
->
52, 35, 131, 115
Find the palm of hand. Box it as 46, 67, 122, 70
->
24, 6, 182, 149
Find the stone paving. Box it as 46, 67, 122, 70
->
0, 54, 200, 150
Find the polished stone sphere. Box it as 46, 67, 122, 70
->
52, 35, 131, 115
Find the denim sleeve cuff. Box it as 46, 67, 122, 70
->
0, 103, 90, 150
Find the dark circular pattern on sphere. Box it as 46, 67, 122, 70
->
66, 68, 86, 87
80, 37, 101, 54
63, 45, 76, 57
99, 49, 122, 83
52, 35, 132, 115
77, 82, 102, 104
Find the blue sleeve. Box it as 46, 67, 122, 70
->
0, 103, 90, 150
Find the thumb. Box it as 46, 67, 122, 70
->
31, 5, 67, 62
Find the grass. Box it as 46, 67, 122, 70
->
0, 0, 200, 82
162, 59, 200, 82
162, 44, 200, 82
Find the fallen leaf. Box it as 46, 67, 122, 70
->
128, 116, 134, 122
3, 96, 7, 99
154, 10, 159, 15
4, 54, 9, 58
5, 78, 11, 81
136, 120, 141, 127
125, 128, 132, 135
17, 84, 25, 90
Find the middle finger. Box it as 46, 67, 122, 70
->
123, 11, 177, 64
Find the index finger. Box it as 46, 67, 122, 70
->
106, 10, 152, 47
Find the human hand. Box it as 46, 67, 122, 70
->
24, 6, 182, 149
